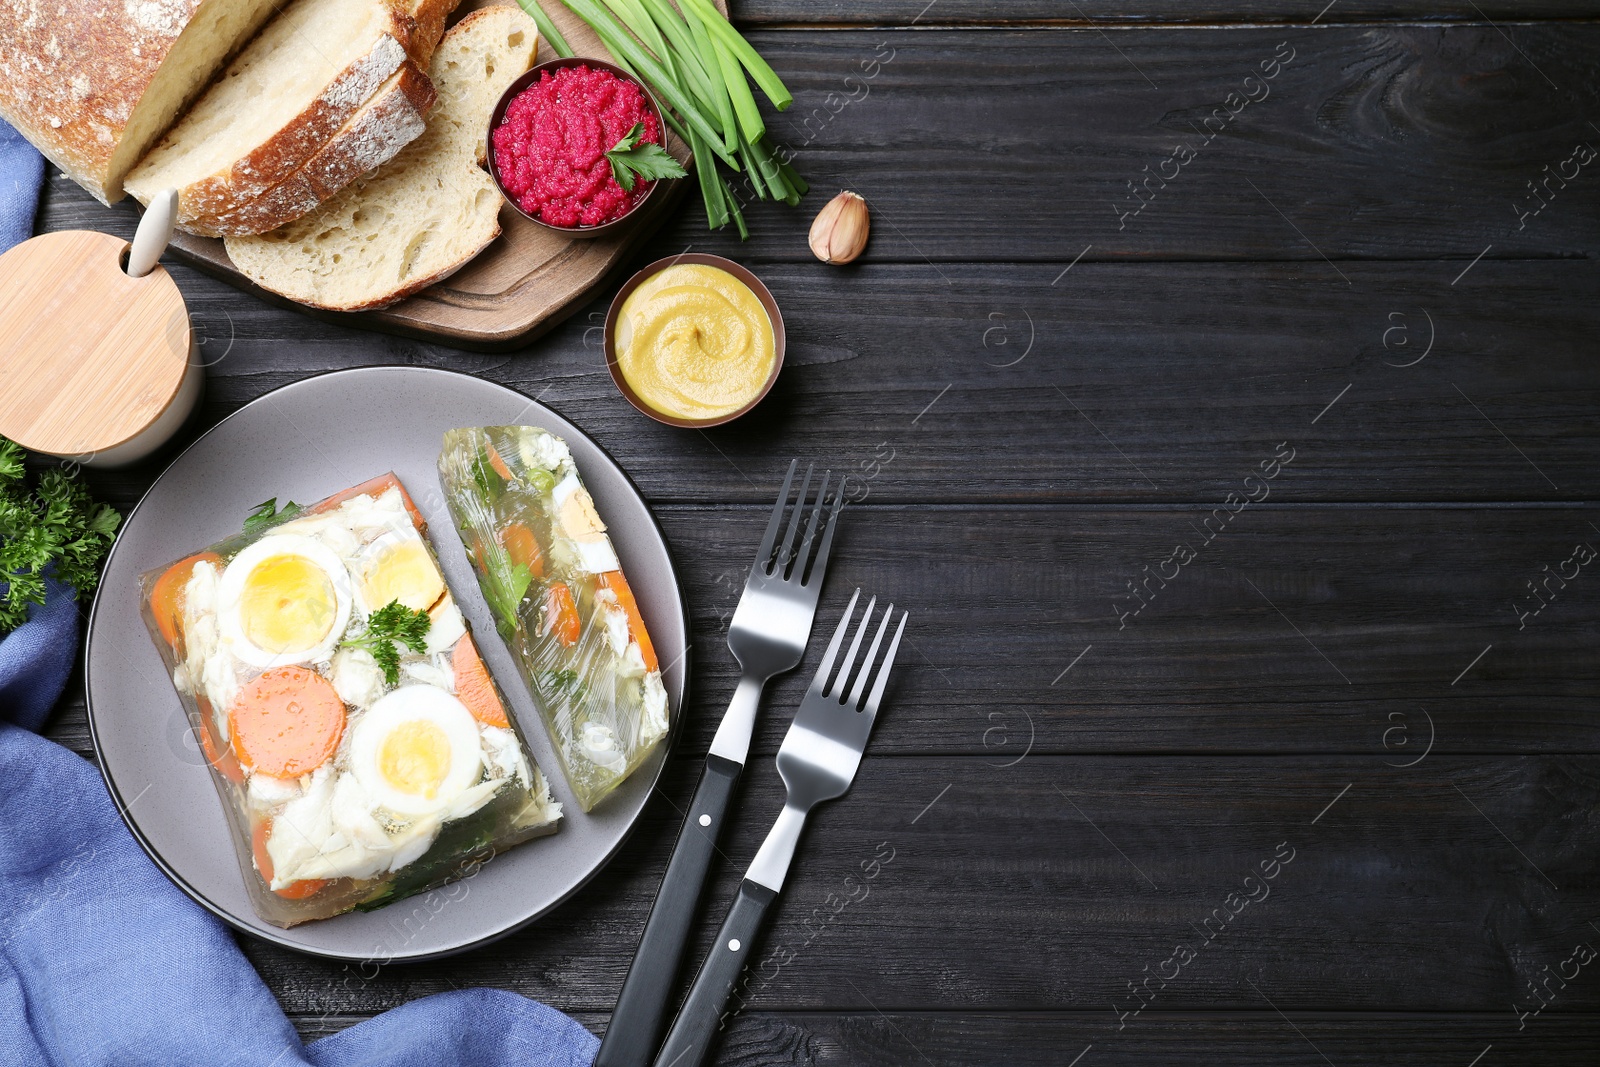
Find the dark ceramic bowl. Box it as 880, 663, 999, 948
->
604, 254, 786, 428
486, 57, 673, 239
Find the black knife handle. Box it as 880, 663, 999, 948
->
652, 879, 778, 1067
596, 754, 744, 1067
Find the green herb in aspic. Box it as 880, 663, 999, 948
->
242, 497, 303, 536
346, 600, 432, 687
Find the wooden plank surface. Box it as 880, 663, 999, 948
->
732, 2, 1600, 25
661, 25, 1600, 263
32, 215, 1600, 506
296, 1012, 1600, 1064
78, 26, 1600, 290
23, 2, 1600, 1062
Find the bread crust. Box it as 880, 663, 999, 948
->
125, 0, 465, 235
408, 0, 462, 64
193, 64, 438, 237
0, 0, 207, 203
227, 5, 538, 311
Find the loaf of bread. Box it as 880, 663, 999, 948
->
226, 6, 539, 311
124, 0, 461, 237
0, 0, 282, 204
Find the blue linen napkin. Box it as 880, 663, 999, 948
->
0, 120, 599, 1067
0, 119, 41, 251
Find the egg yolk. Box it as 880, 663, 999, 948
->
559, 487, 607, 544
363, 539, 445, 612
378, 720, 453, 799
239, 556, 338, 654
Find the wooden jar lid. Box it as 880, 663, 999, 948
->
0, 230, 191, 457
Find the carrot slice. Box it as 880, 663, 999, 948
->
499, 522, 546, 578
598, 571, 658, 674
485, 443, 514, 481
228, 666, 346, 778
545, 583, 581, 647
149, 552, 221, 650
310, 472, 426, 532
453, 634, 510, 728
252, 819, 329, 900
196, 697, 243, 784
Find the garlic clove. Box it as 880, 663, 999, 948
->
809, 191, 870, 265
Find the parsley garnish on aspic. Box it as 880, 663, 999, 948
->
346, 600, 432, 687
242, 497, 302, 536
0, 437, 120, 636
605, 123, 688, 193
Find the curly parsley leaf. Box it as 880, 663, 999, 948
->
242, 498, 302, 536
0, 440, 23, 485
0, 437, 121, 635
346, 599, 432, 687
605, 123, 687, 193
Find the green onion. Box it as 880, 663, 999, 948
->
712, 37, 763, 143
634, 0, 718, 112
721, 176, 749, 239
690, 130, 729, 229
677, 0, 793, 111
678, 0, 740, 154
537, 0, 804, 234
744, 135, 789, 201
766, 138, 807, 199
562, 0, 735, 165
607, 0, 665, 60
516, 0, 574, 58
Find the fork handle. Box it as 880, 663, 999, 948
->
595, 754, 744, 1067
652, 879, 778, 1067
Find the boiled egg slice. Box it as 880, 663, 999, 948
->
424, 594, 467, 654
552, 473, 620, 573
354, 529, 446, 615
218, 534, 353, 669
350, 685, 483, 818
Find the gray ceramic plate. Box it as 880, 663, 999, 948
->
85, 366, 688, 962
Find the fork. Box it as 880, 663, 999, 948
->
596, 460, 843, 1067
653, 591, 907, 1067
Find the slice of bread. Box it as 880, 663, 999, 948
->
200, 64, 437, 236
226, 6, 539, 312
0, 0, 282, 204
124, 0, 461, 236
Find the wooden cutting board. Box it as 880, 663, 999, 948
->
165, 0, 707, 352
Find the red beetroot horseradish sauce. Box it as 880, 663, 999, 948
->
492, 64, 664, 228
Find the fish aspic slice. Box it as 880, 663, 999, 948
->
438, 428, 669, 812
140, 472, 561, 928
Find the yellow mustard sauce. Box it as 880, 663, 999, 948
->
615, 264, 776, 421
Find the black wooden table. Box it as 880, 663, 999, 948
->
38, 3, 1600, 1063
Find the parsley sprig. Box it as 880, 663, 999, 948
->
243, 497, 302, 536
605, 123, 688, 193
0, 438, 120, 636
346, 600, 432, 687
480, 555, 531, 641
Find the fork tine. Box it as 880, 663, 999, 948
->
863, 611, 908, 716
804, 483, 846, 588
754, 459, 799, 571
811, 589, 860, 695
830, 595, 877, 699
793, 471, 829, 584
846, 602, 894, 709
776, 463, 815, 576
